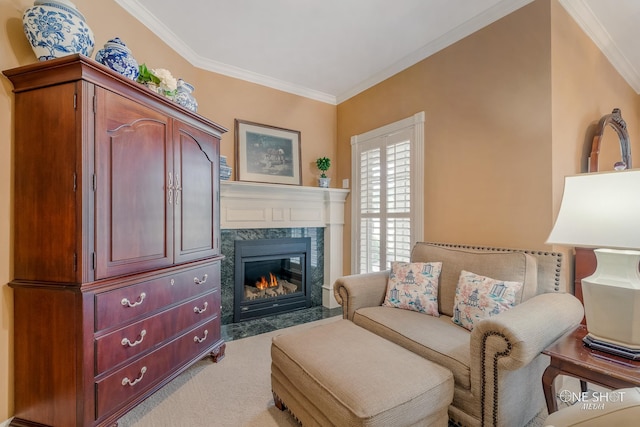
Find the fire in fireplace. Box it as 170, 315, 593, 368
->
234, 237, 311, 322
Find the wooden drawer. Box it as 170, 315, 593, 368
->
95, 262, 219, 331
95, 290, 220, 375
95, 317, 219, 420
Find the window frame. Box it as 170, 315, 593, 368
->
350, 112, 425, 274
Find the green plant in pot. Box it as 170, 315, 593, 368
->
316, 157, 331, 188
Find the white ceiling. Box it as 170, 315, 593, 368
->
115, 0, 640, 105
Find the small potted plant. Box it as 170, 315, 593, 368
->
316, 157, 331, 188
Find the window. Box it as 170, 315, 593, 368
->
351, 112, 424, 274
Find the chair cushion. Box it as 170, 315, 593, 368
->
410, 243, 537, 317
353, 306, 471, 389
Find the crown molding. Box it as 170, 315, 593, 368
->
115, 0, 337, 104
559, 0, 640, 94
117, 0, 552, 104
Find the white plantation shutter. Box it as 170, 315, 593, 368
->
351, 112, 424, 274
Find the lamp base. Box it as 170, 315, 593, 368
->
583, 333, 640, 360
581, 249, 640, 358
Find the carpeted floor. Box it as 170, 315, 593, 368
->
118, 315, 552, 426
118, 316, 340, 426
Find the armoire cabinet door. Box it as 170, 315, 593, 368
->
173, 120, 220, 263
13, 81, 80, 283
95, 87, 174, 279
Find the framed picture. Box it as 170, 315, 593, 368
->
234, 119, 302, 185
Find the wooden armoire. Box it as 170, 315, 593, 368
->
4, 54, 227, 427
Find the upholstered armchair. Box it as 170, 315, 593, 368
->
334, 242, 584, 427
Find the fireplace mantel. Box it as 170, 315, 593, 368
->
220, 181, 349, 229
220, 181, 349, 308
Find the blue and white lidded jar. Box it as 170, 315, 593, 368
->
219, 156, 232, 181
175, 79, 198, 112
95, 38, 139, 80
22, 0, 95, 61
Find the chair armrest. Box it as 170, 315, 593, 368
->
333, 271, 390, 320
471, 292, 584, 371
467, 293, 582, 427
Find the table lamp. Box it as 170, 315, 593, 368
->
546, 169, 640, 359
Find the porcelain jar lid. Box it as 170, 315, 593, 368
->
33, 1, 87, 21
102, 37, 133, 54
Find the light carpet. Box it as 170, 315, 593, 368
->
118, 315, 547, 427
118, 316, 340, 427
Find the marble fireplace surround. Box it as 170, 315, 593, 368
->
220, 181, 349, 309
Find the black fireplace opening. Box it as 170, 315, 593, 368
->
234, 237, 311, 322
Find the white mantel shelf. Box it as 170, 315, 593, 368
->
220, 180, 350, 308
220, 180, 349, 229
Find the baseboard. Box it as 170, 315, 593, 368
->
1, 418, 12, 427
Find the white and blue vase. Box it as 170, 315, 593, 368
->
95, 38, 139, 80
220, 156, 232, 181
22, 0, 95, 61
175, 79, 198, 112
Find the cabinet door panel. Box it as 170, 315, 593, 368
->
95, 89, 173, 278
13, 82, 79, 282
174, 121, 220, 263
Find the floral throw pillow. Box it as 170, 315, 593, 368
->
382, 262, 442, 316
452, 270, 523, 331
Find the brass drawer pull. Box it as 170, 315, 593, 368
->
122, 366, 147, 387
194, 301, 208, 314
121, 329, 146, 347
121, 292, 146, 308
194, 330, 208, 343
194, 274, 208, 285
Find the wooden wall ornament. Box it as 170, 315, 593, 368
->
589, 108, 632, 172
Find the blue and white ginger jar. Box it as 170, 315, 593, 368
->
175, 79, 198, 112
95, 38, 139, 80
22, 0, 95, 61
220, 156, 232, 180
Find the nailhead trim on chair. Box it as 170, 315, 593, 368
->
424, 242, 564, 292
415, 242, 563, 426
481, 331, 513, 427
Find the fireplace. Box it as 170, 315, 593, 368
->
234, 237, 312, 322
220, 181, 350, 325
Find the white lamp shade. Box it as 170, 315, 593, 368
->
546, 170, 640, 250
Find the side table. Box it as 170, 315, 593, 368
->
542, 325, 640, 413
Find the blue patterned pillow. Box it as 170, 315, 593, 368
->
452, 270, 522, 331
382, 262, 442, 316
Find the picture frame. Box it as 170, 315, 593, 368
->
234, 119, 302, 185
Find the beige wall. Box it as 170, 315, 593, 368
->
550, 0, 640, 206
337, 0, 640, 273
2, 0, 640, 421
548, 0, 640, 270
0, 0, 335, 420
337, 0, 553, 265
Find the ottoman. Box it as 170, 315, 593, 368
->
271, 319, 454, 427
